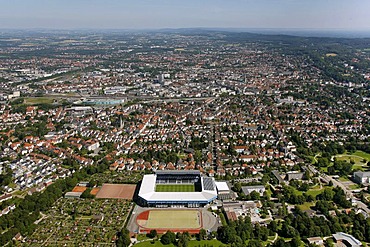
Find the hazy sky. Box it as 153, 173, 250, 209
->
1, 0, 370, 30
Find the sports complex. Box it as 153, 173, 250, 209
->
126, 170, 225, 234
138, 170, 218, 207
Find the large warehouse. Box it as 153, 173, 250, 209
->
138, 170, 218, 207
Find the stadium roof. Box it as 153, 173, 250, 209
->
155, 170, 200, 175
215, 182, 230, 192
139, 174, 217, 203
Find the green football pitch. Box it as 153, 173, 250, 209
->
155, 184, 195, 192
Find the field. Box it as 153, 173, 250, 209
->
72, 186, 87, 193
155, 184, 195, 192
90, 187, 100, 195
137, 209, 201, 233
335, 151, 370, 171
96, 183, 136, 199
306, 188, 324, 198
24, 97, 55, 105
133, 239, 224, 247
298, 202, 315, 211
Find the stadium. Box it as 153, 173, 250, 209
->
138, 170, 217, 207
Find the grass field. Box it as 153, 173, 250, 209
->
155, 184, 195, 192
133, 239, 224, 247
334, 151, 370, 171
338, 176, 350, 182
354, 151, 370, 160
349, 184, 361, 190
298, 202, 315, 211
144, 210, 200, 229
24, 97, 55, 105
306, 188, 324, 198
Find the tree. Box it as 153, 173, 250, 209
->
147, 229, 157, 239
217, 225, 237, 244
317, 188, 334, 201
161, 231, 176, 245
268, 220, 278, 233
199, 228, 207, 240
177, 232, 191, 247
280, 221, 298, 238
80, 188, 94, 199
250, 191, 260, 200
272, 238, 289, 247
317, 157, 329, 167
327, 166, 336, 175
233, 182, 242, 192
116, 229, 131, 247
290, 236, 302, 247
247, 239, 262, 247
303, 170, 311, 180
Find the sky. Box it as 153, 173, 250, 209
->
0, 0, 370, 30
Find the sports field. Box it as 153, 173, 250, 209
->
155, 184, 195, 192
95, 183, 136, 199
137, 210, 201, 230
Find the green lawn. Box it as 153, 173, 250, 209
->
306, 188, 324, 198
338, 176, 350, 182
134, 240, 175, 247
77, 216, 91, 220
298, 202, 315, 211
188, 239, 225, 247
349, 184, 361, 190
353, 164, 365, 171
320, 167, 328, 173
155, 184, 195, 192
133, 239, 224, 247
310, 184, 321, 190
24, 97, 55, 105
353, 151, 370, 160
292, 188, 303, 196
334, 151, 370, 170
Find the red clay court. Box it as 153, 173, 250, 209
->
95, 183, 136, 199
90, 187, 100, 196
72, 186, 87, 193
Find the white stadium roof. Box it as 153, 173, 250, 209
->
215, 181, 230, 192
139, 174, 217, 203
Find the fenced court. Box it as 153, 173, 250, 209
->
72, 186, 87, 193
155, 184, 195, 192
137, 209, 202, 234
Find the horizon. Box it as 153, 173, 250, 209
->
1, 0, 370, 31
2, 27, 370, 39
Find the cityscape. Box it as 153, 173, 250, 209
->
1, 1, 370, 247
